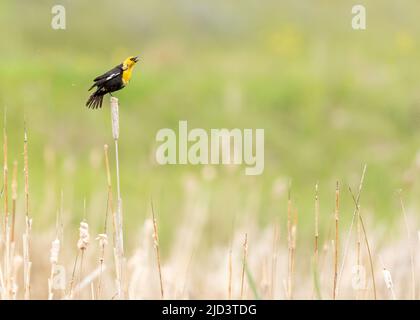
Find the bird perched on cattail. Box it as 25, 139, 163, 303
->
86, 56, 139, 109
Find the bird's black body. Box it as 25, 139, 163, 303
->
86, 64, 125, 109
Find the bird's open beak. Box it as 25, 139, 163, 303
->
133, 56, 140, 63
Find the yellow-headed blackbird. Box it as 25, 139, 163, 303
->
86, 56, 139, 109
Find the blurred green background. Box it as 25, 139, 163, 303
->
1, 0, 420, 248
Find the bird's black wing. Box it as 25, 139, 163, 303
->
93, 64, 123, 81
89, 64, 123, 91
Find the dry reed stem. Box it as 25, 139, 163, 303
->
9, 243, 16, 299
2, 119, 8, 298
97, 144, 114, 299
151, 201, 164, 299
348, 187, 377, 300
333, 181, 339, 300
240, 233, 248, 300
72, 265, 105, 297
0, 264, 5, 299
48, 238, 60, 300
23, 125, 31, 300
68, 253, 79, 299
314, 183, 319, 266
24, 124, 29, 216
313, 183, 319, 298
228, 245, 232, 300
337, 165, 367, 297
11, 161, 17, 243
287, 184, 293, 299
3, 119, 8, 240
78, 204, 89, 297
291, 210, 297, 298
110, 97, 125, 299
227, 217, 236, 300
399, 192, 416, 300
2, 117, 12, 300
78, 251, 85, 299
179, 250, 195, 299
355, 184, 362, 299
271, 223, 279, 299
68, 220, 90, 299
5, 160, 17, 300
315, 207, 335, 299
91, 283, 95, 300
2, 118, 10, 299
96, 233, 108, 299
3, 226, 10, 299
379, 257, 396, 300
314, 183, 319, 268
104, 144, 115, 234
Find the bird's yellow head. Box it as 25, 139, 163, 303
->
122, 56, 140, 70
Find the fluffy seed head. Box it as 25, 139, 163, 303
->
50, 239, 60, 264
77, 221, 90, 250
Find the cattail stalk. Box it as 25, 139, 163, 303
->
348, 186, 377, 300
314, 183, 319, 266
359, 216, 376, 299
1, 121, 8, 299
380, 257, 396, 300
0, 264, 5, 299
103, 144, 114, 236
110, 97, 125, 298
313, 183, 320, 299
151, 201, 164, 299
290, 211, 297, 299
240, 233, 248, 299
399, 192, 416, 300
3, 119, 10, 299
228, 245, 233, 300
287, 185, 293, 299
68, 253, 79, 299
312, 183, 321, 298
48, 238, 60, 300
72, 265, 105, 296
337, 165, 367, 297
7, 160, 17, 299
355, 185, 362, 300
333, 181, 339, 300
23, 125, 32, 300
336, 165, 376, 299
97, 144, 113, 299
271, 223, 279, 299
91, 283, 95, 300
3, 227, 10, 300
69, 220, 90, 299
11, 161, 17, 243
96, 233, 108, 299
3, 119, 8, 240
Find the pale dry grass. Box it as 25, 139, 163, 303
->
0, 180, 419, 300
0, 106, 419, 300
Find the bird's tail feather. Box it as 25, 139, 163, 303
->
86, 91, 104, 109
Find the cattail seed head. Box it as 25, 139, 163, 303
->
77, 221, 90, 250
96, 233, 108, 247
382, 268, 393, 289
50, 239, 60, 264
